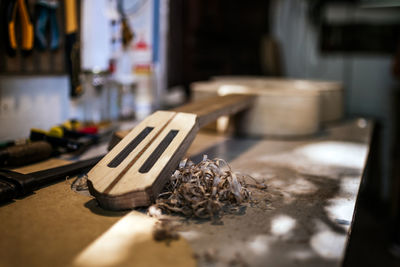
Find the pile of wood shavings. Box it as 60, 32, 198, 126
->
149, 155, 254, 219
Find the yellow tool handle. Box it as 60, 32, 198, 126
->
8, 2, 18, 50
8, 21, 17, 50
64, 0, 78, 34
17, 0, 34, 51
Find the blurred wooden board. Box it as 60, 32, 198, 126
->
191, 77, 344, 137
13, 158, 72, 174
0, 119, 373, 267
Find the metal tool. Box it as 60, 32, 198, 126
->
0, 155, 103, 204
64, 0, 82, 97
35, 0, 60, 51
117, 0, 134, 48
3, 0, 34, 56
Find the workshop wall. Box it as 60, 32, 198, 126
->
0, 0, 71, 141
0, 75, 70, 141
271, 0, 400, 202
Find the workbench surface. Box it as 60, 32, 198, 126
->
0, 119, 373, 267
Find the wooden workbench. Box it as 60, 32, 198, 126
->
0, 119, 373, 267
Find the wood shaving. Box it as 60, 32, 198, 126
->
152, 218, 180, 244
150, 155, 257, 219
71, 174, 89, 191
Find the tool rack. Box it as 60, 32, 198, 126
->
0, 0, 68, 75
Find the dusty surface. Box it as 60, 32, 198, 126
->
178, 119, 372, 267
0, 119, 372, 267
0, 176, 195, 267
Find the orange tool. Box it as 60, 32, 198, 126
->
4, 0, 34, 57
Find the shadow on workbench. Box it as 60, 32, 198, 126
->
84, 199, 130, 217
343, 194, 400, 267
344, 199, 400, 267
343, 123, 400, 267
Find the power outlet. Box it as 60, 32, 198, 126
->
0, 96, 16, 117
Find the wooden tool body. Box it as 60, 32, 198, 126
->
88, 94, 254, 210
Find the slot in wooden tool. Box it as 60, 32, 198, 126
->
87, 94, 255, 210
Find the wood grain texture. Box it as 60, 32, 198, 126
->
88, 95, 254, 210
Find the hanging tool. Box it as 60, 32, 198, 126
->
64, 0, 82, 97
34, 0, 60, 51
117, 0, 134, 49
0, 155, 103, 204
4, 0, 34, 57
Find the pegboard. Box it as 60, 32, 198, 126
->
0, 0, 68, 75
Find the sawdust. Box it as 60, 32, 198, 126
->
71, 174, 89, 192
149, 155, 267, 220
148, 155, 269, 245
